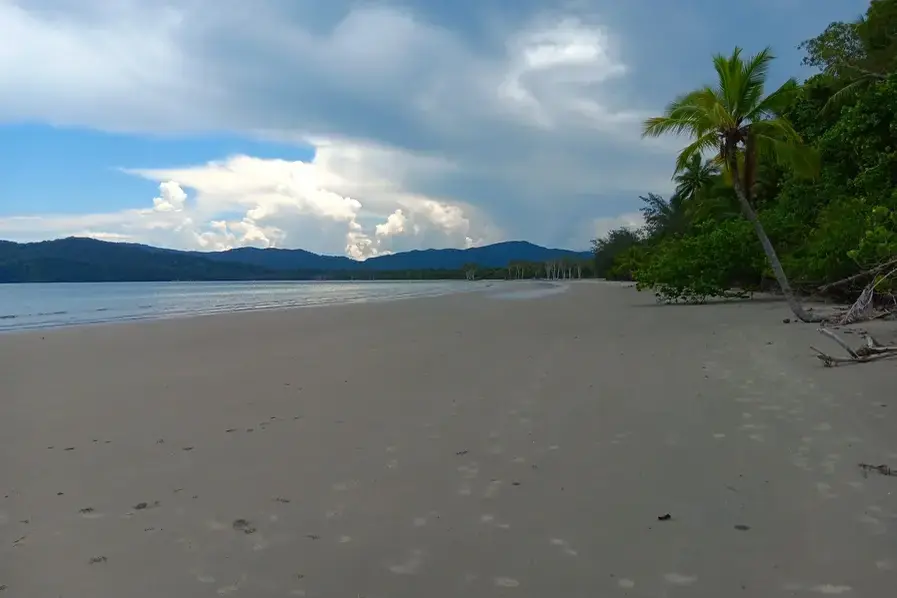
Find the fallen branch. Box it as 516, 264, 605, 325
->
837, 265, 897, 325
812, 328, 897, 367
868, 309, 897, 321
819, 256, 897, 293
817, 328, 858, 358
858, 463, 897, 477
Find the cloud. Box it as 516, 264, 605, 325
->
589, 212, 645, 238
151, 182, 187, 212
1, 0, 852, 254
0, 137, 498, 258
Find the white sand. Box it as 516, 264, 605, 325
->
1, 282, 895, 597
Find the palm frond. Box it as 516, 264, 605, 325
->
821, 75, 877, 115
642, 88, 720, 138
748, 78, 800, 120
752, 130, 819, 178
712, 50, 740, 112
673, 154, 720, 203
737, 47, 774, 116
750, 117, 804, 145
673, 132, 719, 173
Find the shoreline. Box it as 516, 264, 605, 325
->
2, 282, 894, 597
0, 279, 502, 335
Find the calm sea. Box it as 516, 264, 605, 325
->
0, 280, 480, 333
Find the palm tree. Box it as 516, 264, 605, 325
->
642, 47, 820, 322
674, 154, 719, 204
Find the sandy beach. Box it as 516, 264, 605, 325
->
1, 281, 895, 597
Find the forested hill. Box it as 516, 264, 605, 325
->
0, 238, 592, 283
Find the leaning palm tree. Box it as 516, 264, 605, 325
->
642, 46, 820, 322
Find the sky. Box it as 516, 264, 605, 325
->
0, 0, 870, 258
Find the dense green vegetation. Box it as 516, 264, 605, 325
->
591, 0, 897, 319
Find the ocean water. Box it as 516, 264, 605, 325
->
0, 280, 480, 333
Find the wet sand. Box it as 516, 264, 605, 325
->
1, 282, 895, 597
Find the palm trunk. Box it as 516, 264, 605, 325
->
730, 179, 819, 322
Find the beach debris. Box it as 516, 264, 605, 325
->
12, 535, 26, 547
246, 428, 254, 433
734, 524, 751, 531
232, 519, 257, 534
512, 482, 521, 486
811, 328, 897, 367
88, 556, 107, 564
0, 583, 7, 591
306, 534, 320, 540
79, 507, 94, 514
455, 450, 469, 456
225, 428, 236, 433
57, 492, 63, 496
64, 447, 75, 451
782, 318, 791, 324
133, 502, 149, 510
858, 463, 897, 477
273, 496, 291, 503
156, 439, 164, 444
657, 514, 672, 521
182, 446, 194, 451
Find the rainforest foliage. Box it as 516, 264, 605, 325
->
592, 0, 897, 308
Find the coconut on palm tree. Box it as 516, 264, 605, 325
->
642, 46, 820, 322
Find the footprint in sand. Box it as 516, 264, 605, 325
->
484, 480, 502, 499
550, 538, 578, 557
232, 519, 257, 535
389, 550, 424, 575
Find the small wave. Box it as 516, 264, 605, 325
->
36, 310, 68, 316
0, 314, 17, 320
95, 307, 109, 312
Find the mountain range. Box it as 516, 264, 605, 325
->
0, 237, 592, 283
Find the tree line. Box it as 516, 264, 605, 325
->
590, 0, 897, 322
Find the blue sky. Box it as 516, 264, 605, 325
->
0, 0, 869, 257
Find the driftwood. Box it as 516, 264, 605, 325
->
834, 265, 897, 325
819, 257, 897, 293
858, 463, 897, 477
811, 328, 897, 367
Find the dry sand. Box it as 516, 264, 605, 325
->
1, 281, 895, 597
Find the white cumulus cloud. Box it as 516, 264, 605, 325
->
0, 137, 498, 258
